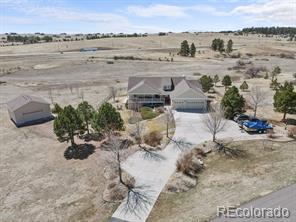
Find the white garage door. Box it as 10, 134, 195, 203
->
172, 100, 205, 110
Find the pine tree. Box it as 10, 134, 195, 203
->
190, 43, 196, 57
91, 102, 124, 136
273, 82, 296, 120
226, 39, 233, 53
180, 40, 190, 56
221, 86, 245, 119
239, 81, 249, 92
199, 75, 214, 92
77, 101, 94, 135
53, 105, 83, 147
222, 75, 232, 90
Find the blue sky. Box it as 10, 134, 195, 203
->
0, 0, 295, 34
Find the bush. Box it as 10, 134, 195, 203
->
288, 126, 296, 138
144, 131, 163, 147
176, 151, 204, 177
155, 107, 165, 113
140, 107, 158, 120
128, 116, 142, 124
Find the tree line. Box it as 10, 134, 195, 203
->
241, 27, 296, 36
6, 35, 53, 43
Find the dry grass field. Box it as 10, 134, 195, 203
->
0, 33, 296, 221
148, 140, 296, 222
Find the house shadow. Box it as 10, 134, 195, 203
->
64, 143, 95, 160
176, 109, 207, 114
12, 115, 55, 128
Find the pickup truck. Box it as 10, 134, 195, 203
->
242, 119, 273, 134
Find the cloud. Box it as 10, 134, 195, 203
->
127, 4, 187, 18
127, 4, 229, 18
1, 0, 129, 24
231, 0, 296, 25
1, 0, 167, 33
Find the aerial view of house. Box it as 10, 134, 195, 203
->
127, 76, 208, 110
0, 1, 296, 222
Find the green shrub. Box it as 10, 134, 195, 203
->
140, 107, 158, 120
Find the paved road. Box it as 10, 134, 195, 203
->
111, 111, 264, 222
211, 183, 296, 222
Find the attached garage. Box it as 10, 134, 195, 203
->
171, 79, 208, 111
7, 95, 53, 127
172, 99, 207, 110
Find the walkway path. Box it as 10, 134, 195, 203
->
111, 111, 264, 222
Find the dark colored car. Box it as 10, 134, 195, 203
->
233, 114, 250, 123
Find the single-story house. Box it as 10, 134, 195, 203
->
7, 95, 53, 127
127, 76, 208, 110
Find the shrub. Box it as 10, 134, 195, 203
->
155, 107, 165, 113
144, 131, 163, 147
245, 67, 266, 78
288, 126, 296, 138
140, 107, 158, 120
176, 151, 204, 177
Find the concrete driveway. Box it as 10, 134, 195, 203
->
111, 111, 264, 222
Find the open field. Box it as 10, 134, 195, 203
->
148, 140, 296, 222
0, 33, 296, 221
0, 109, 118, 222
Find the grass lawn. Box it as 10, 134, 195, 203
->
148, 140, 296, 222
140, 107, 159, 120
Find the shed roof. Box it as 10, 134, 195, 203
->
7, 95, 49, 112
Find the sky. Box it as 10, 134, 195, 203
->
0, 0, 295, 34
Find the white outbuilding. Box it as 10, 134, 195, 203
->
7, 95, 53, 127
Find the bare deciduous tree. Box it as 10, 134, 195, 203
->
131, 113, 165, 161
109, 86, 117, 102
104, 135, 152, 217
48, 88, 54, 104
249, 86, 266, 118
165, 108, 174, 138
203, 104, 227, 142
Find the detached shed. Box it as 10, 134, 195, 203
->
7, 95, 52, 127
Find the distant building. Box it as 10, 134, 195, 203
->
7, 95, 53, 127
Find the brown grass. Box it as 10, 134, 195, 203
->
144, 131, 163, 147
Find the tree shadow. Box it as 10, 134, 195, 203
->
286, 118, 296, 126
214, 141, 247, 158
64, 143, 95, 160
79, 133, 104, 142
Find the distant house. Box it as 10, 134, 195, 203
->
127, 76, 208, 110
7, 95, 53, 127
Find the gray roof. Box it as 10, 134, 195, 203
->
7, 95, 49, 112
127, 76, 203, 95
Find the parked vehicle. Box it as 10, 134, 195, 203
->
242, 119, 273, 134
234, 114, 250, 123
